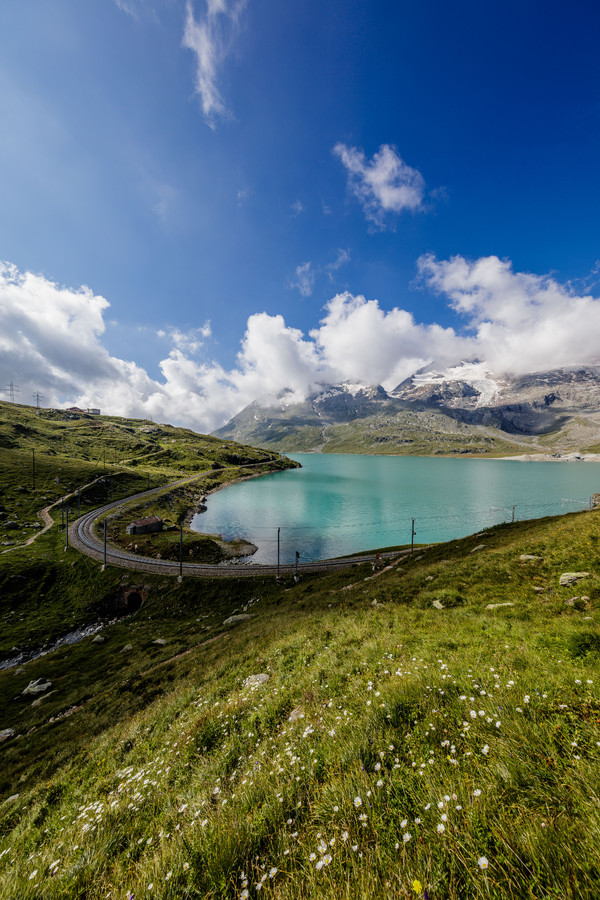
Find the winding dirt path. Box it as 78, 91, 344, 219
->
1, 474, 114, 555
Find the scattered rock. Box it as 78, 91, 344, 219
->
520, 554, 543, 561
152, 638, 167, 645
48, 705, 82, 724
22, 679, 52, 696
486, 602, 515, 610
92, 635, 105, 643
431, 600, 445, 610
533, 587, 544, 593
31, 691, 56, 707
370, 599, 379, 607
288, 707, 304, 723
121, 644, 134, 652
559, 572, 590, 586
0, 728, 15, 743
243, 673, 270, 688
471, 544, 486, 553
565, 596, 590, 610
223, 614, 253, 625
3, 794, 19, 804
425, 575, 434, 581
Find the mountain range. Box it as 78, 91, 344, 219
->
213, 363, 600, 457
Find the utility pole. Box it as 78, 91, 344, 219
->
490, 505, 517, 524
277, 527, 281, 580
32, 392, 44, 408
179, 524, 183, 581
411, 519, 416, 553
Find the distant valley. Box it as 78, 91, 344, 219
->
214, 363, 600, 457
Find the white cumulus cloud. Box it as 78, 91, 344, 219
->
418, 253, 600, 374
158, 324, 212, 355
334, 143, 426, 228
311, 291, 470, 389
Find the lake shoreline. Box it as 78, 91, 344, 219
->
497, 452, 600, 462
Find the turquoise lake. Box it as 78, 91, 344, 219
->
191, 454, 600, 564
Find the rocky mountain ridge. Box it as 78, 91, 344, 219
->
213, 364, 600, 456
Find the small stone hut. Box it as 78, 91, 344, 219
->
126, 516, 163, 536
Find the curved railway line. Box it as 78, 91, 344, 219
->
69, 476, 408, 577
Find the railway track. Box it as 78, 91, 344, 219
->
69, 477, 405, 577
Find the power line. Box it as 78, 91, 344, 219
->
202, 498, 588, 535
4, 381, 20, 402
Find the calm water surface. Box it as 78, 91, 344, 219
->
191, 454, 600, 564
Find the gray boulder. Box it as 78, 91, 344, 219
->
559, 572, 590, 586
224, 614, 253, 625
243, 673, 270, 688
22, 679, 52, 696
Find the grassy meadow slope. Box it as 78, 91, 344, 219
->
1, 445, 600, 900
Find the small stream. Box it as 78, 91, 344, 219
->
0, 622, 106, 671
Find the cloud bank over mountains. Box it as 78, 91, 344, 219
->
1, 256, 599, 433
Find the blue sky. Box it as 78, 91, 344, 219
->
1, 0, 600, 430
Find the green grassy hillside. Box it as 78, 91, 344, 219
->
0, 400, 296, 562
1, 458, 600, 898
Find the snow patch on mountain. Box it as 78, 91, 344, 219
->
410, 362, 507, 407
312, 382, 386, 402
